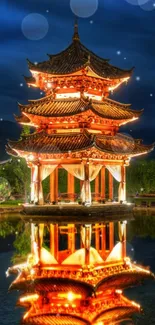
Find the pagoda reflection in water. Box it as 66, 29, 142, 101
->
7, 21, 154, 325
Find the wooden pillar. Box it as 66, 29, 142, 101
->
109, 222, 114, 251
95, 224, 100, 251
67, 173, 75, 202
101, 167, 105, 200
50, 167, 58, 203
119, 165, 126, 203
50, 224, 58, 260
109, 171, 113, 200
118, 221, 127, 259
95, 174, 100, 202
31, 166, 34, 203
122, 165, 126, 202
68, 224, 75, 253
38, 165, 44, 205
37, 224, 41, 264
84, 162, 90, 204
84, 225, 91, 265
101, 224, 106, 256
31, 223, 35, 255
122, 221, 127, 259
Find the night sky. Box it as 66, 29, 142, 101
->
1, 0, 155, 144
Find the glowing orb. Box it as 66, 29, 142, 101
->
70, 0, 98, 18
21, 13, 49, 41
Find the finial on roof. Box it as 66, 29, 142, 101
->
73, 17, 80, 41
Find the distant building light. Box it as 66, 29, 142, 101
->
20, 83, 23, 87
136, 76, 140, 81
117, 50, 121, 55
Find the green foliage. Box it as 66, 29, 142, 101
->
12, 222, 31, 264
59, 169, 67, 193
126, 159, 155, 195
128, 215, 155, 239
0, 221, 16, 237
0, 177, 11, 201
0, 199, 23, 206
0, 157, 31, 201
20, 125, 31, 137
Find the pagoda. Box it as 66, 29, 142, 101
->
7, 21, 154, 325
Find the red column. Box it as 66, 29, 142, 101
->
38, 165, 44, 205
101, 167, 105, 200
109, 171, 113, 200
109, 222, 114, 252
68, 224, 75, 253
50, 224, 58, 260
95, 174, 100, 202
101, 225, 106, 258
95, 224, 100, 251
50, 167, 58, 203
84, 162, 90, 204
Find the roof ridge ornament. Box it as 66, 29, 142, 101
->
72, 17, 80, 42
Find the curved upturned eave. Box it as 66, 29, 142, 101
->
7, 130, 154, 158
47, 41, 109, 63
96, 268, 154, 292
9, 277, 94, 297
17, 96, 143, 121
21, 313, 90, 325
27, 58, 133, 80
93, 306, 140, 324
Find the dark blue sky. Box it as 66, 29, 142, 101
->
1, 0, 155, 143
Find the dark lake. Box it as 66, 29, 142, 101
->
0, 216, 155, 325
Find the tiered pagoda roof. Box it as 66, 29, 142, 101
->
26, 23, 133, 80
6, 18, 155, 325
9, 259, 153, 292
7, 130, 154, 159
25, 21, 133, 98
16, 95, 142, 123
8, 255, 153, 325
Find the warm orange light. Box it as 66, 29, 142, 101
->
56, 92, 80, 99
120, 117, 138, 126
58, 292, 82, 301
67, 292, 74, 302
20, 294, 39, 303
109, 77, 130, 92
115, 289, 122, 294
131, 301, 141, 309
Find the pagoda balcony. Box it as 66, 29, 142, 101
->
19, 292, 141, 324
8, 258, 153, 293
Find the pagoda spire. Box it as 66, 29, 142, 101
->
72, 17, 80, 41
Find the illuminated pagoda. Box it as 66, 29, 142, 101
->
7, 21, 154, 325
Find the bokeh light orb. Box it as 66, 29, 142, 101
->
125, 0, 139, 5
21, 13, 49, 41
140, 0, 155, 11
125, 0, 154, 8
70, 0, 98, 18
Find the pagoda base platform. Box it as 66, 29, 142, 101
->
22, 202, 134, 223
